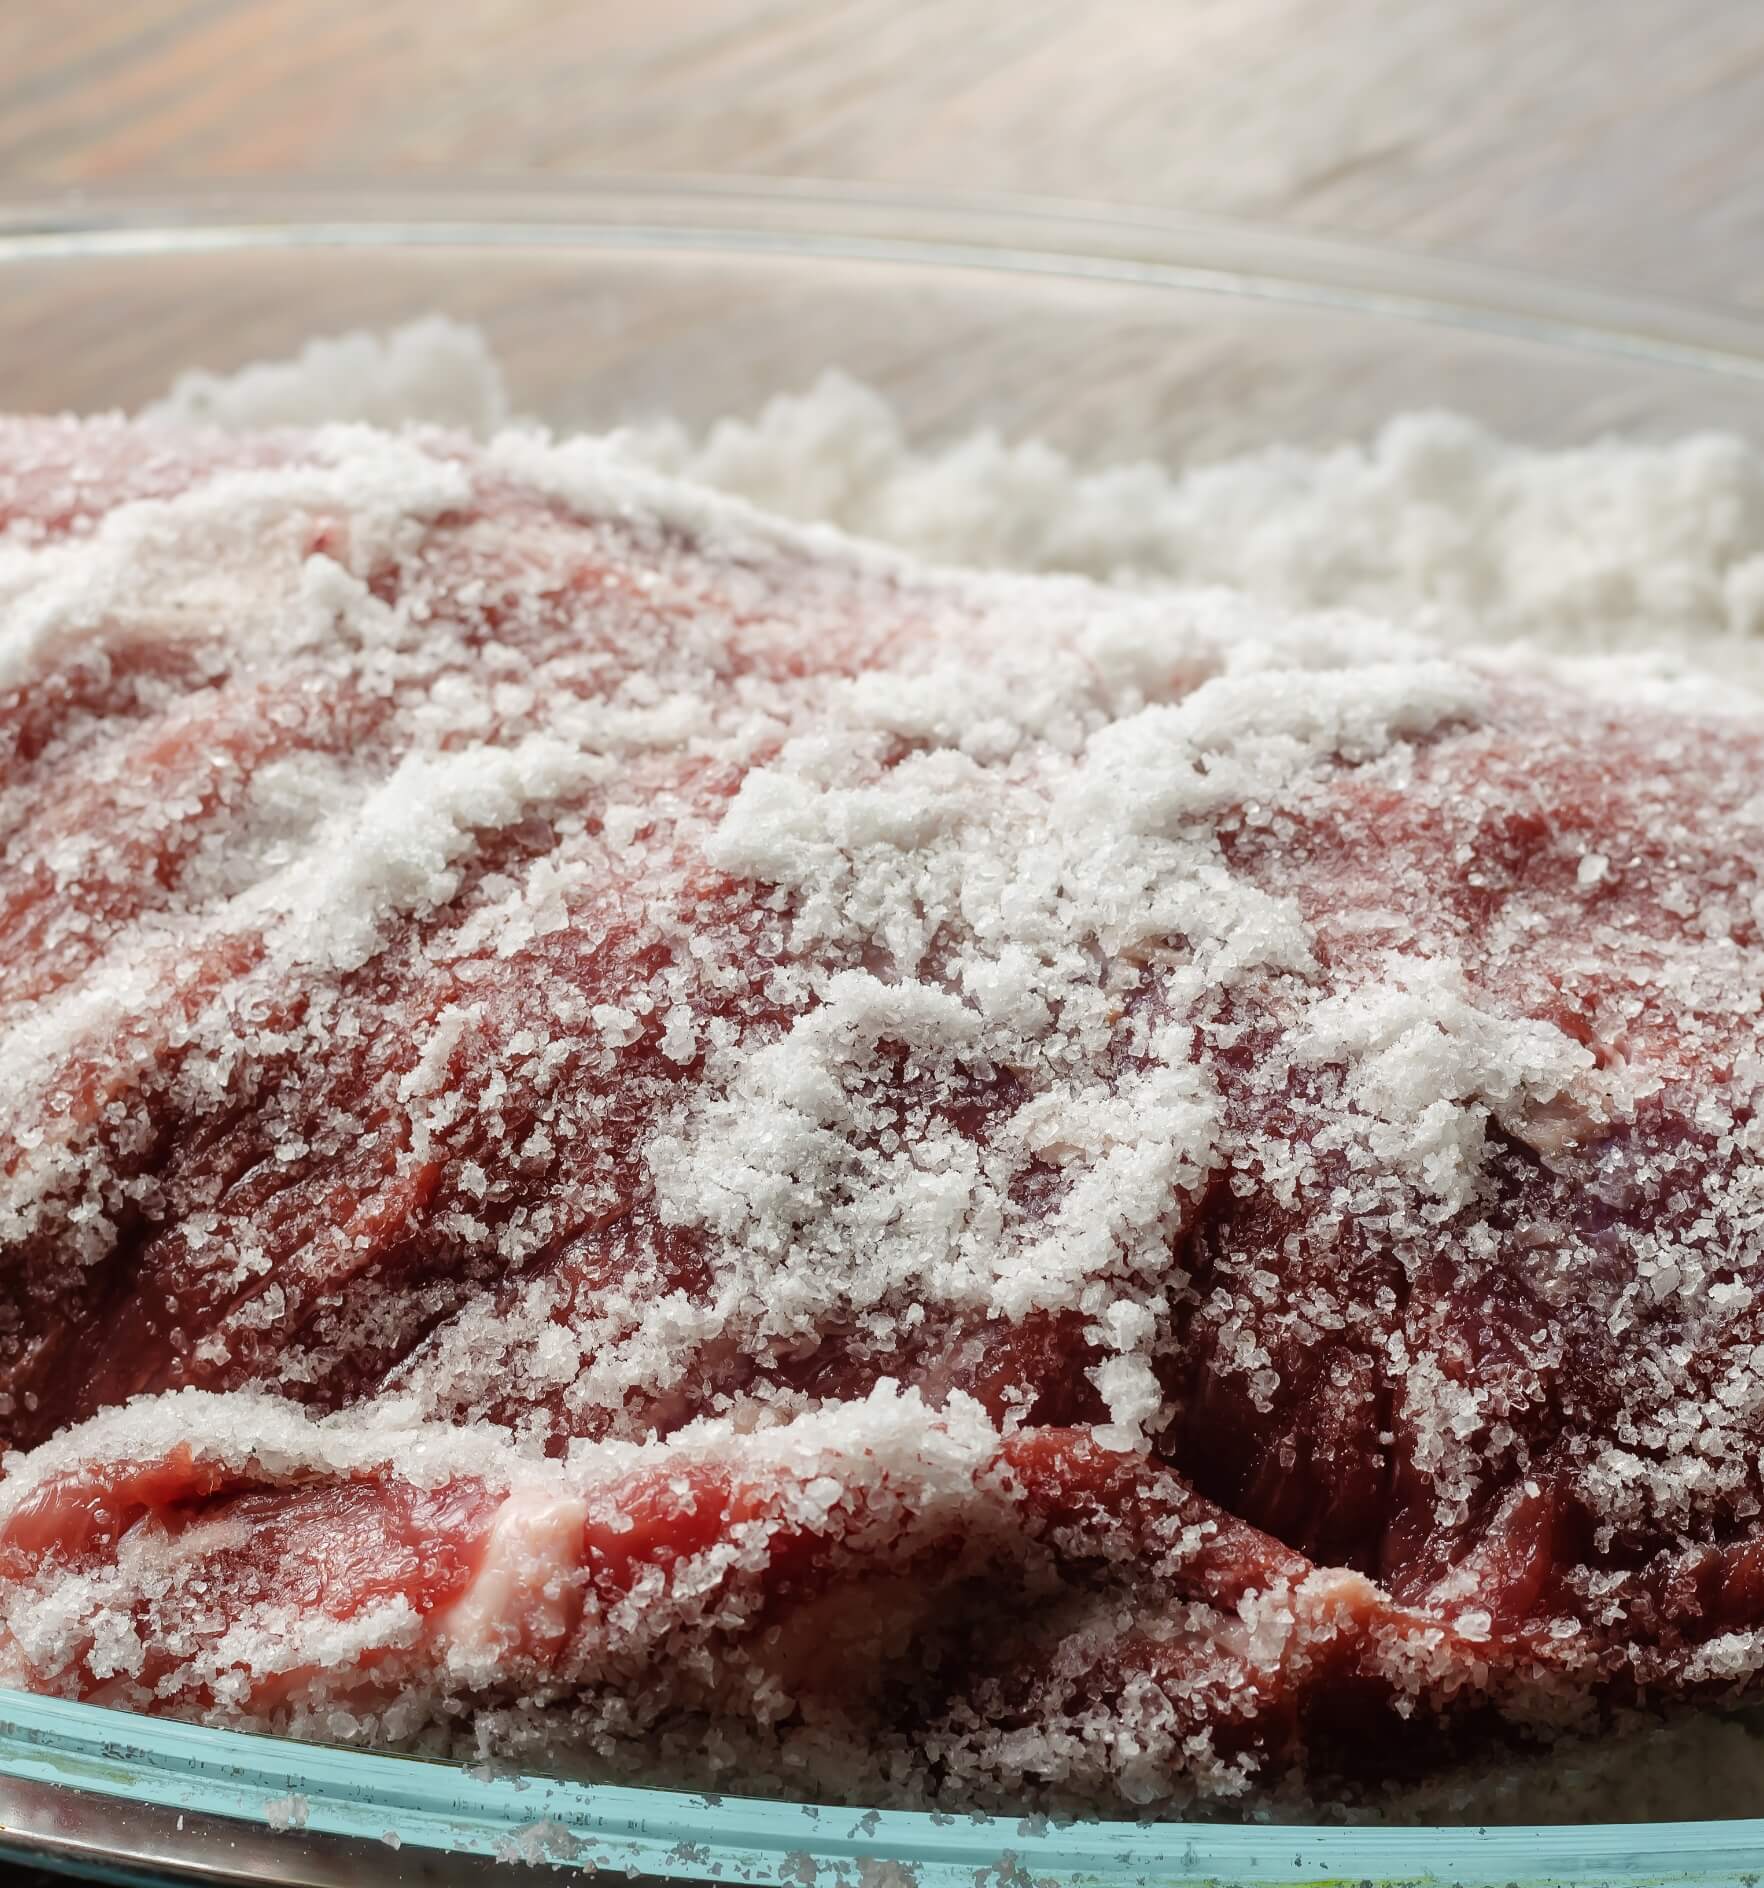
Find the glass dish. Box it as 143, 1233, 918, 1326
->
4, 179, 1764, 1885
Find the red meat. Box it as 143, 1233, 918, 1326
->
3, 415, 1764, 1810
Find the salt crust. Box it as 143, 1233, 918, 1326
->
143, 317, 510, 439
5, 326, 1764, 1818
0, 1378, 997, 1505
623, 370, 1764, 685
153, 321, 1764, 686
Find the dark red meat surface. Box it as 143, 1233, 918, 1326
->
3, 415, 1764, 1811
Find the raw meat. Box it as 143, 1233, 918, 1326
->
4, 413, 1764, 1812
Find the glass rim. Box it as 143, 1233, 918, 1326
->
6, 1686, 1764, 1885
0, 175, 1762, 388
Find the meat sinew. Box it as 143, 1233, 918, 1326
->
4, 413, 1764, 1812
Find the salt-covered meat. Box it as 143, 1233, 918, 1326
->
4, 414, 1764, 1811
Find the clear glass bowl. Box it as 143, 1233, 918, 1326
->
4, 180, 1764, 1886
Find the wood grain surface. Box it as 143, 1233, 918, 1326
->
6, 0, 1764, 313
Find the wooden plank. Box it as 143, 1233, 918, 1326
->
3, 0, 1764, 308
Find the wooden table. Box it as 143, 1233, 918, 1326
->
6, 0, 1764, 314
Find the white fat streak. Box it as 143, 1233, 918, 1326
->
0, 1383, 1002, 1693
440, 1486, 590, 1684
